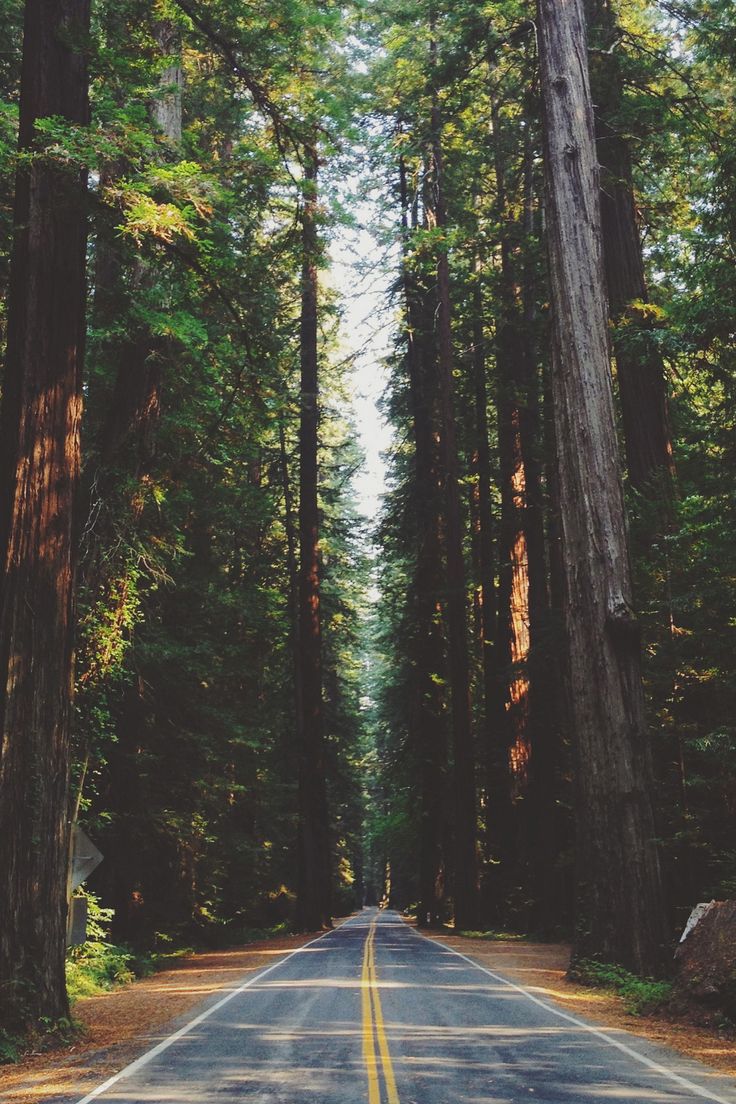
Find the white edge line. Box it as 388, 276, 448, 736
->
73, 918, 352, 1104
410, 923, 736, 1104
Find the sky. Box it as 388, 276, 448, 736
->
329, 210, 395, 524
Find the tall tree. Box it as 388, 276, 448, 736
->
427, 50, 480, 931
586, 0, 676, 503
0, 0, 91, 1030
295, 147, 331, 930
470, 261, 514, 921
486, 88, 558, 923
490, 92, 535, 806
536, 0, 667, 972
399, 152, 448, 928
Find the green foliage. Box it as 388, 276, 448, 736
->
65, 893, 136, 1001
0, 1016, 76, 1066
0, 1029, 19, 1064
570, 960, 674, 1017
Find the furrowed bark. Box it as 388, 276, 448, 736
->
0, 0, 90, 1030
537, 0, 668, 973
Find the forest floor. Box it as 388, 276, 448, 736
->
421, 927, 736, 1080
1, 920, 735, 1103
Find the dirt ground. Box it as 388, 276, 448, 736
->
2, 922, 735, 1102
422, 928, 736, 1079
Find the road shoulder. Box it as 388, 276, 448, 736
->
0, 929, 330, 1104
416, 925, 736, 1081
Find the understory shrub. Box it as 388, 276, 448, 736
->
65, 892, 136, 1001
570, 959, 673, 1016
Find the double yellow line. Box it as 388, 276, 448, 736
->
361, 918, 399, 1104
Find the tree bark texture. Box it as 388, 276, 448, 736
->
428, 84, 480, 931
295, 150, 331, 931
152, 19, 183, 141
537, 0, 668, 974
0, 0, 90, 1029
586, 0, 675, 500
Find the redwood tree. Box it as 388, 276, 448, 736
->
428, 68, 480, 932
295, 148, 331, 931
537, 0, 667, 973
400, 153, 448, 928
586, 0, 676, 503
0, 0, 91, 1029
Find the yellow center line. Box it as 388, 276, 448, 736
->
362, 918, 400, 1104
369, 923, 400, 1104
362, 924, 380, 1104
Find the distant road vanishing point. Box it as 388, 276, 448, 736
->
69, 909, 736, 1104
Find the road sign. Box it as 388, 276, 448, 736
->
70, 825, 103, 890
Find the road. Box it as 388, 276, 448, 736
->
71, 909, 736, 1104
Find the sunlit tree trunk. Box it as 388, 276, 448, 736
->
490, 96, 553, 919
152, 19, 183, 140
517, 116, 564, 930
295, 148, 331, 931
0, 0, 90, 1030
537, 0, 667, 973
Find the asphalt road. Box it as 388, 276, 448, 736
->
72, 908, 736, 1104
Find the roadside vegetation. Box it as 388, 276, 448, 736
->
570, 960, 674, 1018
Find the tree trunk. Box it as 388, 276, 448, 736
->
534, 357, 575, 932
279, 419, 303, 725
490, 94, 552, 920
152, 19, 183, 140
519, 123, 567, 933
399, 154, 447, 928
586, 0, 675, 502
470, 268, 515, 921
0, 0, 90, 1030
537, 0, 668, 973
295, 148, 331, 931
428, 74, 480, 931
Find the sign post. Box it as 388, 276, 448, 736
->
66, 825, 103, 946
